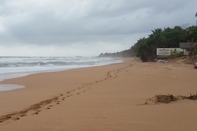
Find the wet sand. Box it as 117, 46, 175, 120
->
0, 58, 197, 131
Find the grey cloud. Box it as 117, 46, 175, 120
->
0, 0, 197, 56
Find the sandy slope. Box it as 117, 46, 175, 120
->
0, 58, 197, 131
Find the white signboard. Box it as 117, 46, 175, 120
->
157, 48, 184, 56
157, 48, 170, 55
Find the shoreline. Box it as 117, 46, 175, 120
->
0, 57, 123, 91
1, 58, 197, 131
0, 58, 128, 115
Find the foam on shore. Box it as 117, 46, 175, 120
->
0, 84, 25, 91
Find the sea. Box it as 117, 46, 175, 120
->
0, 56, 122, 91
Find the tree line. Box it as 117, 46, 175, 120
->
99, 25, 197, 62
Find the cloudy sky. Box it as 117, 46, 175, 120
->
0, 0, 196, 56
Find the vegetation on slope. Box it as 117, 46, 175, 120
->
133, 26, 197, 61
99, 25, 197, 62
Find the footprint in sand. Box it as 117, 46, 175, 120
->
47, 105, 53, 109
12, 117, 20, 121
62, 97, 66, 100
32, 110, 41, 115
20, 114, 27, 117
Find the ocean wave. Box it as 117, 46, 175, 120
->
0, 57, 122, 74
0, 61, 100, 67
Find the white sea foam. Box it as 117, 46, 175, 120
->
0, 56, 122, 91
0, 84, 25, 91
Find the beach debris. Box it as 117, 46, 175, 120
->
145, 93, 197, 105
155, 95, 177, 103
155, 59, 168, 63
188, 93, 197, 100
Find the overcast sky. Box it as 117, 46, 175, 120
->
0, 0, 196, 56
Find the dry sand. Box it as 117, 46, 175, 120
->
0, 58, 197, 131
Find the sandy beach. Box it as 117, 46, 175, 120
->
0, 58, 197, 131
